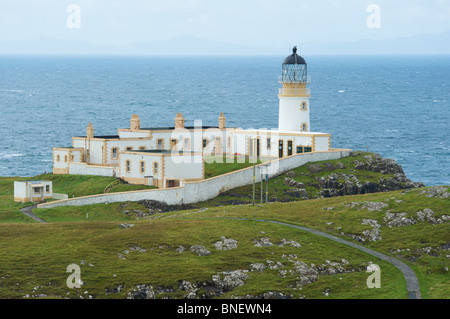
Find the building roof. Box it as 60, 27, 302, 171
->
123, 149, 198, 155
283, 46, 306, 65
139, 126, 219, 131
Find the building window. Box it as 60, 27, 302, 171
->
140, 161, 145, 174
301, 101, 308, 111
126, 147, 133, 151
139, 146, 146, 151
46, 185, 50, 193
202, 138, 208, 148
56, 154, 60, 162
183, 138, 190, 150
304, 147, 312, 153
71, 155, 74, 161
112, 147, 118, 160
153, 162, 158, 175
64, 155, 68, 163
297, 146, 303, 154
267, 138, 271, 150
170, 139, 177, 150
126, 160, 131, 173
157, 139, 163, 150
33, 187, 41, 194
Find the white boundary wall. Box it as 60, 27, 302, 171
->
37, 149, 351, 209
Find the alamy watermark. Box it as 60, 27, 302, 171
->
66, 263, 83, 288
366, 4, 381, 29
366, 263, 381, 288
67, 4, 81, 29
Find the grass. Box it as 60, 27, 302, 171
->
204, 155, 264, 179
0, 152, 448, 299
0, 217, 407, 299
0, 174, 155, 223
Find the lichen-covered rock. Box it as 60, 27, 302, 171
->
254, 237, 273, 247
189, 245, 211, 256
127, 284, 155, 299
214, 236, 238, 250
211, 270, 248, 292
384, 212, 417, 227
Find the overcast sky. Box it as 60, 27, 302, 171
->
1, 0, 449, 47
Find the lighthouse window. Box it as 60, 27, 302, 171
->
301, 123, 308, 132
301, 102, 307, 111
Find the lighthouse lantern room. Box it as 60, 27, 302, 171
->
278, 46, 311, 133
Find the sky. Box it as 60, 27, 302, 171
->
0, 0, 450, 50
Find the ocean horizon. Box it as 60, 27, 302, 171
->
0, 54, 448, 186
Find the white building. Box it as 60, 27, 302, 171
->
14, 180, 53, 203
52, 47, 333, 188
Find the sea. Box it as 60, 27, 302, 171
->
0, 55, 448, 186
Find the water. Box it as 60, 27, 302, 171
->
0, 55, 448, 186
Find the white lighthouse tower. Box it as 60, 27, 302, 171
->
278, 46, 310, 132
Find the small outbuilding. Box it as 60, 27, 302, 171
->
14, 180, 53, 203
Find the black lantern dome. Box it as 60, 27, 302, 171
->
283, 46, 306, 65
281, 46, 308, 83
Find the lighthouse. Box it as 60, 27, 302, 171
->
278, 46, 310, 132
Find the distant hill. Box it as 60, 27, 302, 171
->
0, 32, 449, 55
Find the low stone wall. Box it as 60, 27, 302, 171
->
69, 162, 117, 177
52, 193, 69, 200
37, 149, 352, 209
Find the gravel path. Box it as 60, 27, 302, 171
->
20, 205, 47, 223
228, 217, 422, 299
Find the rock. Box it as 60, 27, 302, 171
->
277, 238, 301, 248
307, 163, 323, 173
420, 186, 450, 199
127, 284, 155, 299
254, 237, 273, 247
285, 171, 297, 177
336, 162, 346, 169
361, 219, 382, 241
178, 280, 198, 299
211, 270, 248, 292
284, 188, 309, 199
129, 245, 146, 253
250, 263, 266, 272
118, 223, 134, 229
189, 245, 211, 256
384, 212, 417, 227
176, 245, 186, 253
362, 201, 388, 212
214, 237, 238, 250
283, 177, 305, 188
137, 200, 169, 212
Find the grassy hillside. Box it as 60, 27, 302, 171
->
0, 152, 448, 299
0, 174, 155, 223
0, 186, 448, 299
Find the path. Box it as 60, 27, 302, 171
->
227, 217, 422, 299
20, 205, 47, 223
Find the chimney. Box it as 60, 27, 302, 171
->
174, 113, 185, 129
219, 112, 226, 129
130, 114, 140, 131
87, 123, 94, 139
